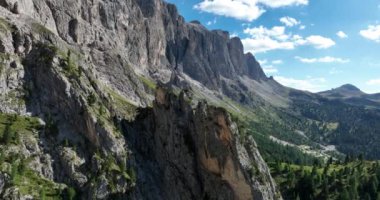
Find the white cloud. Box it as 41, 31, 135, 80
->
258, 59, 268, 65
336, 31, 348, 39
272, 60, 283, 64
243, 26, 289, 41
258, 60, 279, 74
194, 0, 265, 21
274, 76, 327, 92
299, 25, 306, 30
360, 25, 380, 42
304, 35, 336, 49
194, 0, 308, 21
242, 37, 295, 53
280, 16, 300, 27
295, 56, 350, 63
241, 26, 295, 53
241, 26, 335, 53
230, 32, 239, 38
366, 79, 380, 85
206, 18, 217, 26
262, 65, 279, 74
258, 0, 308, 8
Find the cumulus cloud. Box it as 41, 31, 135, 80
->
280, 16, 300, 27
366, 79, 380, 85
194, 0, 308, 21
206, 18, 217, 26
274, 76, 327, 92
258, 0, 308, 8
304, 35, 336, 49
258, 60, 279, 74
241, 26, 335, 53
360, 25, 380, 42
295, 56, 350, 63
336, 31, 348, 39
258, 59, 268, 65
193, 0, 265, 21
230, 32, 239, 38
241, 26, 295, 53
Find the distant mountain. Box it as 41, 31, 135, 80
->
319, 84, 365, 98
319, 84, 380, 109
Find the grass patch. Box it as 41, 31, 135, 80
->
0, 113, 63, 199
104, 86, 138, 121
61, 50, 82, 80
0, 17, 12, 33
31, 22, 53, 35
0, 113, 41, 144
12, 167, 63, 199
138, 76, 156, 90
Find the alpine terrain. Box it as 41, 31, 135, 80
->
0, 0, 379, 200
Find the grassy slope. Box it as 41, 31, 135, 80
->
0, 113, 64, 199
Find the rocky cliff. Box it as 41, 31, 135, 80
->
124, 87, 280, 200
0, 0, 282, 199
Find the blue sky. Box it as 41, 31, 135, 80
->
166, 0, 380, 93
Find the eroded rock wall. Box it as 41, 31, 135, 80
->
124, 87, 280, 200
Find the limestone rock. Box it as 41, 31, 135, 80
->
124, 87, 281, 200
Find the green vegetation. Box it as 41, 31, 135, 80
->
104, 86, 138, 121
61, 50, 82, 80
231, 111, 322, 166
10, 161, 63, 199
291, 96, 380, 159
0, 17, 13, 33
139, 75, 156, 90
87, 92, 97, 106
252, 132, 320, 166
67, 187, 76, 200
31, 22, 53, 35
0, 113, 63, 199
0, 113, 41, 145
271, 158, 380, 200
0, 53, 11, 75
36, 43, 59, 64
89, 152, 135, 193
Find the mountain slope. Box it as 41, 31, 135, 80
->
319, 84, 380, 109
1, 0, 380, 199
0, 0, 282, 199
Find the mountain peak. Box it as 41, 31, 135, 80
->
338, 84, 362, 92
319, 84, 365, 98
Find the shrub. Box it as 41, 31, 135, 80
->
67, 187, 76, 200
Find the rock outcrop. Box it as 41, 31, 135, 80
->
124, 87, 280, 200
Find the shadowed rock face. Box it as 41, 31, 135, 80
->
123, 87, 280, 200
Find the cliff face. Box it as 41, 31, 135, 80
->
0, 0, 281, 199
0, 0, 267, 88
124, 87, 280, 200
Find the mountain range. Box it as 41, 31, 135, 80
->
0, 0, 379, 199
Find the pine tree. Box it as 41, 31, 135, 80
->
40, 187, 46, 200
67, 187, 76, 200
339, 188, 350, 200
2, 123, 13, 144
370, 177, 378, 199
